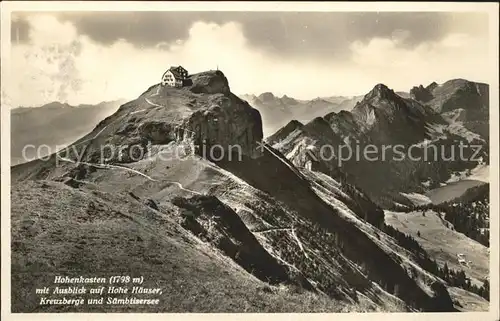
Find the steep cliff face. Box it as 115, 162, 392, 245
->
215, 149, 435, 310
350, 84, 444, 145
274, 83, 442, 149
171, 195, 314, 289
184, 93, 263, 159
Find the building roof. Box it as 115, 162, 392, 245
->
171, 65, 186, 71
168, 66, 187, 79
168, 68, 183, 80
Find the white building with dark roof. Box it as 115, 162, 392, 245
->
161, 66, 188, 88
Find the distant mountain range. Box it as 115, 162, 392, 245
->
11, 100, 126, 165
239, 93, 364, 136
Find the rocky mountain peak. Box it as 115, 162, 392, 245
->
266, 119, 304, 143
67, 69, 264, 163
354, 84, 403, 117
364, 83, 397, 101
258, 92, 276, 102
281, 94, 298, 105
426, 81, 439, 91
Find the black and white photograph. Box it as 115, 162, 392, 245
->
1, 2, 499, 319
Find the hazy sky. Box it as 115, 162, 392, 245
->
9, 11, 490, 107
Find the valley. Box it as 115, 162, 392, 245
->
11, 100, 125, 165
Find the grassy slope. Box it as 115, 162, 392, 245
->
384, 210, 489, 286
448, 287, 489, 312
304, 171, 489, 311
64, 148, 413, 307
11, 136, 417, 312
305, 171, 441, 293
12, 180, 370, 313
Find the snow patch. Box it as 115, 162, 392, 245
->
421, 180, 431, 188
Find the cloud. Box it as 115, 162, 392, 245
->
50, 11, 488, 60
349, 32, 489, 88
8, 13, 490, 108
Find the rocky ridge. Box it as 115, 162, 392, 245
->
267, 82, 488, 207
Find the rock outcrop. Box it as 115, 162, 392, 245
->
429, 281, 456, 311
410, 85, 434, 103
267, 120, 304, 143
186, 70, 231, 95
184, 93, 263, 159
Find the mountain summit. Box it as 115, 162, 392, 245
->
258, 92, 276, 102
78, 70, 263, 164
